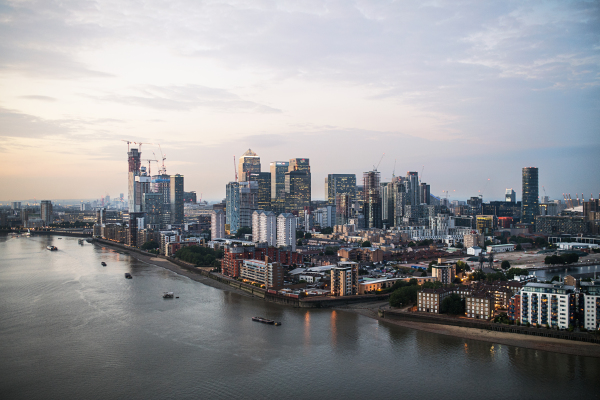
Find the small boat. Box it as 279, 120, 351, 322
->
252, 317, 280, 325
101, 262, 107, 266
163, 292, 174, 299
46, 245, 58, 251
124, 273, 132, 279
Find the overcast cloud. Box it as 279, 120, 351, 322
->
0, 0, 598, 201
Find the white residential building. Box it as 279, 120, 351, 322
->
252, 210, 277, 246
331, 261, 358, 296
520, 282, 574, 329
581, 280, 600, 331
277, 213, 297, 250
211, 210, 225, 240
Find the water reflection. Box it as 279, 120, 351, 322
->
330, 310, 337, 348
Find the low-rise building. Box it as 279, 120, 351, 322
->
240, 259, 284, 289
486, 244, 515, 253
417, 288, 453, 313
466, 293, 493, 319
520, 282, 575, 329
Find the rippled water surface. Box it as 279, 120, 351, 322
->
1, 235, 598, 399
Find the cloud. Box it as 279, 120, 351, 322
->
92, 84, 282, 113
0, 107, 69, 138
18, 95, 57, 102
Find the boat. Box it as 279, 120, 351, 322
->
101, 262, 107, 266
163, 292, 174, 298
252, 317, 281, 325
46, 245, 58, 251
125, 273, 132, 279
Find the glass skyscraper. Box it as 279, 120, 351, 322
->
521, 167, 539, 226
325, 174, 356, 205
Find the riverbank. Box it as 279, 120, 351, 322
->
337, 302, 600, 358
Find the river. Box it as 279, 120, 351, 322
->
1, 235, 598, 399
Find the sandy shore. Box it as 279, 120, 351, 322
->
100, 244, 256, 298
336, 302, 600, 358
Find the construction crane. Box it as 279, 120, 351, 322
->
157, 144, 167, 175
373, 153, 385, 171
542, 186, 547, 201
480, 178, 491, 200
141, 158, 158, 176
233, 156, 238, 181
391, 159, 397, 180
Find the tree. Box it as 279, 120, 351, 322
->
389, 285, 420, 307
141, 240, 159, 250
407, 241, 416, 248
320, 227, 333, 234
304, 232, 312, 240
551, 275, 560, 282
296, 230, 305, 239
235, 227, 252, 238
440, 294, 465, 315
174, 245, 221, 266
454, 242, 464, 248
361, 240, 372, 248
297, 239, 303, 247
516, 244, 522, 251
324, 246, 337, 256
469, 270, 486, 281
501, 260, 511, 270
456, 260, 469, 274
420, 270, 428, 277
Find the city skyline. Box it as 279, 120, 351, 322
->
1, 1, 598, 201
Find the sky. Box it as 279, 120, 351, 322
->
1, 0, 599, 203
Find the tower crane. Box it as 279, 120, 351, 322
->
391, 159, 397, 180
157, 144, 167, 175
141, 159, 158, 176
373, 153, 385, 171
121, 139, 133, 152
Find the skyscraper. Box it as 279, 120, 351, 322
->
522, 167, 539, 226
286, 158, 311, 212
127, 148, 141, 212
169, 174, 184, 224
419, 183, 430, 205
40, 200, 52, 226
325, 174, 356, 206
247, 171, 271, 211
238, 149, 261, 182
277, 213, 297, 250
505, 188, 516, 203
211, 209, 225, 240
239, 181, 258, 229
406, 171, 420, 206
270, 161, 289, 200
226, 182, 240, 235
363, 170, 382, 229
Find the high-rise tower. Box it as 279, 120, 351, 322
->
169, 174, 184, 224
286, 158, 311, 212
270, 161, 289, 200
238, 149, 261, 182
127, 148, 141, 212
522, 167, 539, 226
363, 171, 382, 229
325, 174, 356, 206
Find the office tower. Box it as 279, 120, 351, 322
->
336, 193, 352, 225
391, 179, 407, 226
211, 209, 225, 240
127, 147, 141, 212
252, 210, 277, 246
505, 188, 516, 203
135, 166, 152, 214
40, 200, 52, 226
143, 193, 163, 229
183, 191, 197, 204
406, 171, 420, 206
226, 182, 240, 235
363, 171, 382, 229
381, 182, 391, 223
325, 174, 356, 206
270, 161, 289, 199
239, 181, 258, 229
522, 167, 539, 226
277, 213, 297, 250
285, 158, 311, 213
238, 149, 261, 182
169, 174, 184, 224
248, 171, 271, 211
11, 202, 21, 210
152, 173, 171, 227
420, 183, 430, 205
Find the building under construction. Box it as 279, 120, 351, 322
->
363, 170, 382, 229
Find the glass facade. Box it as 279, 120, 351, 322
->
325, 174, 356, 205
522, 167, 539, 225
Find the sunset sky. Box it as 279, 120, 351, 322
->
1, 0, 598, 203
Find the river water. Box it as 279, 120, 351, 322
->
1, 235, 599, 399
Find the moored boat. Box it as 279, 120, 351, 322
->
46, 245, 58, 251
125, 273, 132, 279
101, 262, 107, 266
163, 292, 174, 298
